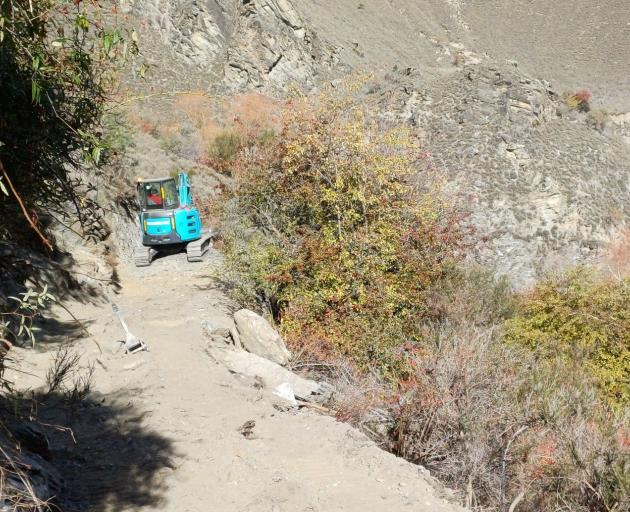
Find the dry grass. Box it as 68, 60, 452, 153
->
0, 345, 94, 511
224, 92, 279, 139
587, 108, 610, 132
331, 322, 629, 512
172, 91, 278, 163
0, 444, 53, 511
45, 345, 95, 403
175, 91, 221, 154
128, 112, 158, 136
126, 92, 279, 166
175, 91, 215, 127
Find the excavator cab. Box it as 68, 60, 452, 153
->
133, 173, 213, 267
137, 178, 179, 210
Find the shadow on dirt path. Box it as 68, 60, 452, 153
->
2, 390, 177, 512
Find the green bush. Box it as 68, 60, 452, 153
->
103, 113, 135, 162
207, 130, 243, 172
217, 85, 629, 512
0, 0, 136, 247
504, 267, 630, 407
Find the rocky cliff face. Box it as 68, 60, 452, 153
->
393, 63, 630, 283
223, 0, 337, 90
343, 59, 630, 285
122, 0, 337, 92
122, 0, 630, 287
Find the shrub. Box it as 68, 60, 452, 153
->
45, 345, 94, 402
175, 91, 216, 128
158, 134, 183, 154
602, 227, 630, 277
504, 267, 630, 407
225, 92, 278, 141
0, 0, 137, 248
218, 82, 629, 512
564, 89, 592, 112
207, 130, 244, 172
205, 94, 279, 173
587, 107, 610, 132
0, 286, 55, 349
425, 266, 515, 325
102, 113, 135, 163
130, 113, 159, 136
220, 84, 465, 378
336, 322, 629, 512
174, 91, 220, 158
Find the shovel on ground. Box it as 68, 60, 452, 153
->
112, 303, 148, 354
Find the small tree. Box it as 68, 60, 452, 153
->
0, 0, 137, 248
221, 85, 465, 377
0, 0, 137, 391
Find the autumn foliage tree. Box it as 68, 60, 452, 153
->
215, 84, 630, 512
220, 86, 465, 377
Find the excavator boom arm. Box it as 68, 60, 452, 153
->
178, 172, 192, 207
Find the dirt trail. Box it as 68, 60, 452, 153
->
8, 250, 464, 512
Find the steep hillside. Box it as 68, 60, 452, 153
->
2, 2, 627, 510
377, 64, 630, 283
302, 0, 630, 111
120, 0, 630, 286
4, 248, 466, 512
459, 0, 630, 112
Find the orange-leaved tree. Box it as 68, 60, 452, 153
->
220, 84, 465, 377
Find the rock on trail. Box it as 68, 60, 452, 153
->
232, 308, 292, 366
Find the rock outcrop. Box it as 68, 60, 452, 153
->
0, 430, 62, 510
223, 0, 336, 91
383, 62, 630, 286
125, 0, 336, 93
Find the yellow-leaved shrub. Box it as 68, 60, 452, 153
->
215, 86, 630, 512
219, 85, 465, 377
504, 267, 630, 407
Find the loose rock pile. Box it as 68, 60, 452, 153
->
202, 310, 332, 405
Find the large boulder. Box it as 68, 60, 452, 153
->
233, 309, 291, 365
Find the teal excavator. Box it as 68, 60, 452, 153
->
133, 172, 213, 267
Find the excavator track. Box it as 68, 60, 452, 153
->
186, 229, 214, 262
133, 246, 157, 267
